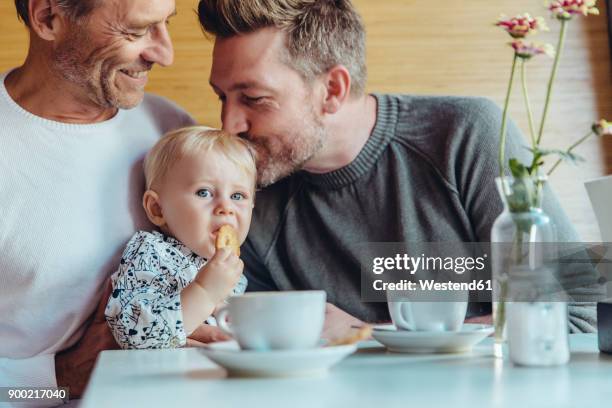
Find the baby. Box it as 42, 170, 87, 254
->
105, 126, 256, 349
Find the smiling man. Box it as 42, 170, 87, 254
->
198, 0, 603, 338
0, 0, 193, 403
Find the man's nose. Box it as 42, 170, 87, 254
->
142, 24, 174, 67
221, 102, 249, 135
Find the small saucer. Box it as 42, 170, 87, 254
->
372, 324, 493, 353
198, 341, 357, 377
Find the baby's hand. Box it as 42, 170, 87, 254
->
213, 301, 228, 316
187, 324, 232, 345
194, 248, 243, 305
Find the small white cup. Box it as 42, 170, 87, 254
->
387, 289, 468, 332
216, 291, 326, 350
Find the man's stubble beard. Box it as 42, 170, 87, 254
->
52, 26, 139, 110
253, 105, 326, 188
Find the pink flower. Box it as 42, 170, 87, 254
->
592, 119, 612, 136
496, 14, 548, 38
510, 40, 555, 59
548, 0, 600, 20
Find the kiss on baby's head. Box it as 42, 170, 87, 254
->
142, 126, 257, 259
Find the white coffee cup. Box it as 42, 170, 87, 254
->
216, 290, 326, 350
387, 289, 468, 332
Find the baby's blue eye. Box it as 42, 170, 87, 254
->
196, 189, 211, 198
230, 192, 245, 201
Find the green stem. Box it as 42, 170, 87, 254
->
494, 230, 524, 343
520, 59, 537, 149
513, 226, 525, 263
500, 55, 519, 186
536, 19, 568, 147
547, 130, 595, 175
494, 284, 506, 342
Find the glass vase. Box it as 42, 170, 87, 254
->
491, 176, 569, 365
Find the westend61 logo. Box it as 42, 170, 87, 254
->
371, 253, 488, 275
360, 241, 610, 303
370, 253, 491, 294
358, 242, 494, 302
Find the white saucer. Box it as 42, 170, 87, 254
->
199, 341, 357, 377
372, 323, 493, 353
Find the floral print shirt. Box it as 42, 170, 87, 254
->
105, 230, 247, 349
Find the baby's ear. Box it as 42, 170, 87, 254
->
142, 190, 165, 227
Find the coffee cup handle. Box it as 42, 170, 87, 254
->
214, 305, 233, 335
389, 302, 414, 330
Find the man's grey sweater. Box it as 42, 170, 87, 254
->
243, 94, 603, 332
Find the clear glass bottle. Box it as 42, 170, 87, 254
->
491, 176, 569, 365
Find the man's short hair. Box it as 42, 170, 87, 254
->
197, 0, 367, 96
144, 126, 258, 191
14, 0, 98, 27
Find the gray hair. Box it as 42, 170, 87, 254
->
14, 0, 99, 27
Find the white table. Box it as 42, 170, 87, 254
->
81, 334, 612, 408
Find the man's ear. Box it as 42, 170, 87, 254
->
321, 65, 352, 114
142, 190, 166, 227
29, 0, 65, 41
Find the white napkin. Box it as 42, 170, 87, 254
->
585, 175, 612, 241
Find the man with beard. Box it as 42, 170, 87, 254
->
198, 0, 602, 338
0, 0, 222, 404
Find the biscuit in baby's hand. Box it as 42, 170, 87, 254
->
215, 225, 240, 256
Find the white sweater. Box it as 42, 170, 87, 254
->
0, 71, 194, 397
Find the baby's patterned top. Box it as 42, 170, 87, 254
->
105, 230, 247, 349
